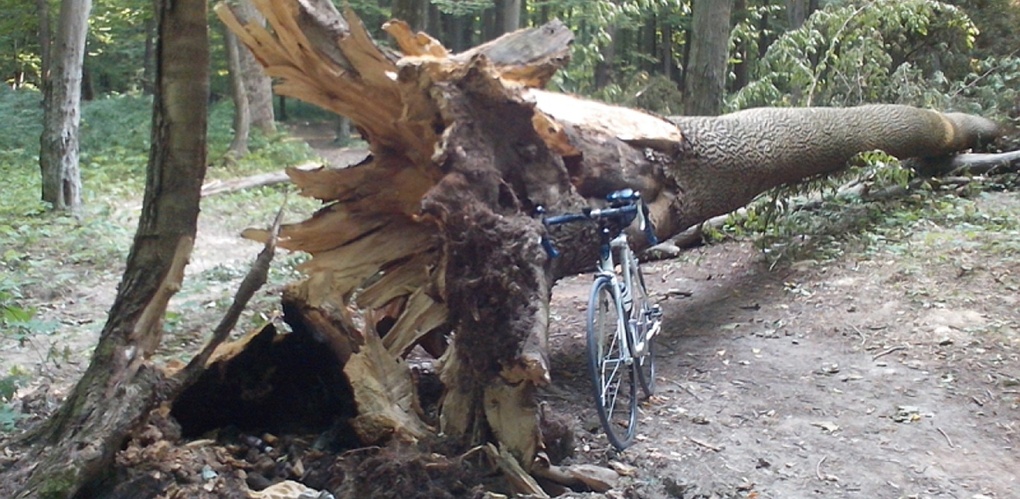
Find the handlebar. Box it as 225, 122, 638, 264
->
539, 190, 658, 259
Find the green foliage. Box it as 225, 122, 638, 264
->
550, 0, 688, 94
945, 0, 1020, 59
718, 149, 919, 261
0, 276, 35, 433
432, 0, 491, 17
595, 73, 684, 115
88, 0, 154, 93
0, 87, 314, 349
0, 371, 27, 432
0, 0, 43, 88
731, 0, 978, 109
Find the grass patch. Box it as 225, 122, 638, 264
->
712, 176, 1020, 267
0, 89, 320, 392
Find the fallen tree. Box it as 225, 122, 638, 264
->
204, 0, 1006, 493
3, 0, 1012, 496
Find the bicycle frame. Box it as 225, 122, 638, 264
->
594, 229, 638, 363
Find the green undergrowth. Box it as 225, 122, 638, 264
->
709, 171, 1020, 268
0, 90, 322, 424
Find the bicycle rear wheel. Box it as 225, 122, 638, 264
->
629, 263, 658, 397
587, 276, 637, 451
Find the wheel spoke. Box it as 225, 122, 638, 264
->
587, 277, 637, 450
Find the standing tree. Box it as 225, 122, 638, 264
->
39, 0, 91, 212
786, 0, 818, 29
392, 0, 427, 31
35, 0, 51, 78
233, 0, 275, 133
224, 24, 250, 158
6, 0, 210, 495
498, 0, 522, 34
683, 0, 733, 116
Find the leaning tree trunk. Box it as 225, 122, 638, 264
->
212, 1, 1001, 491
5, 0, 210, 496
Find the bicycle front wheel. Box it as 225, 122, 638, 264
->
629, 263, 658, 397
587, 276, 637, 451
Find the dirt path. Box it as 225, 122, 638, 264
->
545, 196, 1019, 498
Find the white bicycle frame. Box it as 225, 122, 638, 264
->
594, 226, 660, 363
594, 230, 638, 365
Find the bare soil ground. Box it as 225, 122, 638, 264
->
2, 126, 1017, 498
547, 210, 1019, 498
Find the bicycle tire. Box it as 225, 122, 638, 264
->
628, 263, 657, 397
586, 276, 638, 451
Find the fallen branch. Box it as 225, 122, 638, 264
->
936, 427, 954, 448
170, 197, 286, 391
688, 436, 723, 452
872, 345, 908, 361
911, 150, 1020, 176
199, 161, 325, 197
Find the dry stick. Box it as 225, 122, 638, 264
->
815, 456, 827, 481
872, 345, 907, 361
170, 197, 287, 391
688, 436, 723, 452
936, 427, 954, 448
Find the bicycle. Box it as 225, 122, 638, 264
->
541, 189, 663, 450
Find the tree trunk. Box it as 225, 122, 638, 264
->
500, 0, 522, 34
39, 0, 90, 212
233, 0, 275, 134
35, 0, 51, 79
731, 0, 750, 92
594, 23, 617, 90
392, 0, 425, 31
212, 3, 1001, 493
683, 0, 732, 116
142, 15, 156, 94
224, 25, 250, 158
786, 0, 817, 29
4, 0, 209, 496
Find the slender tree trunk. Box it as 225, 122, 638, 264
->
731, 0, 750, 92
758, 0, 772, 59
662, 21, 675, 82
39, 0, 91, 212
483, 6, 497, 41
594, 23, 618, 89
500, 0, 521, 34
225, 27, 250, 158
6, 0, 209, 496
680, 18, 692, 90
786, 0, 816, 29
392, 0, 425, 31
234, 0, 275, 133
35, 0, 51, 79
683, 0, 732, 116
142, 15, 156, 94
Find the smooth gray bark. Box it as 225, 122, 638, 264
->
39, 0, 91, 212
